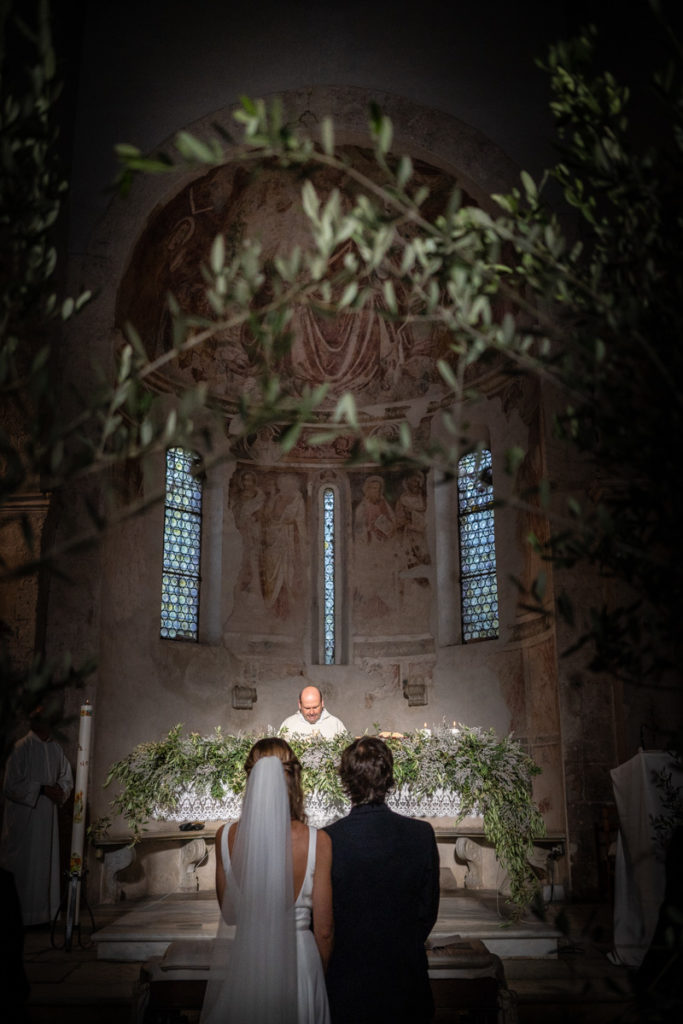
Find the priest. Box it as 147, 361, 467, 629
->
279, 685, 347, 739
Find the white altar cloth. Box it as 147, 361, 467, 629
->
154, 785, 466, 828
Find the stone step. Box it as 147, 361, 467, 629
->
435, 894, 562, 959
92, 890, 562, 963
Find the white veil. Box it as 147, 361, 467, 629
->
200, 755, 299, 1023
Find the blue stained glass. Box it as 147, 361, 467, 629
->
457, 450, 499, 642
323, 488, 335, 664
160, 448, 202, 641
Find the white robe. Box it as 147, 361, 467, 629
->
0, 731, 73, 925
278, 709, 347, 739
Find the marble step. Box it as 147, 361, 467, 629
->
92, 891, 561, 962
435, 894, 561, 959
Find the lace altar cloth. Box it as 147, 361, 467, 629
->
154, 786, 471, 828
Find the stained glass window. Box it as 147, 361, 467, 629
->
160, 447, 203, 641
457, 450, 499, 642
322, 487, 335, 664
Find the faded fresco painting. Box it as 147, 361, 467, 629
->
352, 470, 431, 635
116, 150, 463, 414
227, 469, 308, 633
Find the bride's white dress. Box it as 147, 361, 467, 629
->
222, 823, 330, 1024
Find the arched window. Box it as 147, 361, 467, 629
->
321, 486, 337, 664
160, 447, 203, 641
457, 449, 499, 642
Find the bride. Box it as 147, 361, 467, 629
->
200, 737, 333, 1023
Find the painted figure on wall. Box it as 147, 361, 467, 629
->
395, 472, 430, 587
353, 475, 398, 621
351, 471, 433, 634
261, 474, 306, 620
230, 469, 265, 600
288, 243, 403, 399
118, 156, 465, 412
355, 476, 396, 545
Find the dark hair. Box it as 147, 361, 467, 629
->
244, 737, 307, 823
339, 737, 394, 806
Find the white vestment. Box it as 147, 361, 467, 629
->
278, 708, 347, 739
0, 731, 73, 925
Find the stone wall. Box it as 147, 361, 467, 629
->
39, 22, 638, 898
52, 97, 575, 903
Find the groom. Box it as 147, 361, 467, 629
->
324, 737, 440, 1024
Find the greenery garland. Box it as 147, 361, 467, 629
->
103, 723, 545, 910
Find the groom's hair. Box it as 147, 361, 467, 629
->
339, 737, 394, 806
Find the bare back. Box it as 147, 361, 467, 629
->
226, 818, 309, 898
216, 817, 333, 969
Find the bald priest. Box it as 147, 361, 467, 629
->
279, 685, 347, 739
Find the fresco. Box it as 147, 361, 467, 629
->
117, 149, 465, 414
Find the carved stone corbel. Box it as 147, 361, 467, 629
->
455, 836, 485, 889
179, 837, 208, 892
102, 844, 136, 903
232, 684, 257, 710
403, 676, 428, 707
526, 844, 552, 881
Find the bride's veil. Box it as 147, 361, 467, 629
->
200, 755, 299, 1023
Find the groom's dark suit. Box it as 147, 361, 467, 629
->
324, 802, 440, 1024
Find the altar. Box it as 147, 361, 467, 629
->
95, 725, 556, 910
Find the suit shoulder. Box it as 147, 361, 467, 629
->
389, 810, 437, 839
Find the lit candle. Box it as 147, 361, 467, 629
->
451, 720, 460, 735
422, 722, 432, 737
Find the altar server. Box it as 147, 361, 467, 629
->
0, 708, 73, 926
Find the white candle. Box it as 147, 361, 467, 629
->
66, 702, 93, 929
